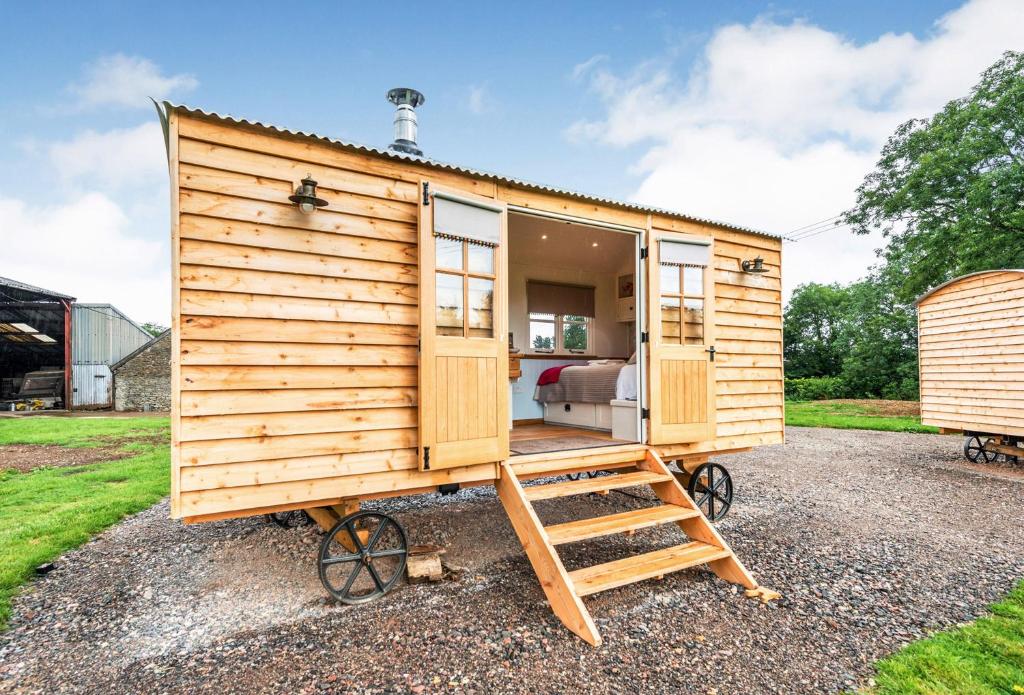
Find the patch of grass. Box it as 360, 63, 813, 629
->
0, 415, 168, 448
869, 580, 1024, 694
786, 401, 939, 434
0, 417, 170, 628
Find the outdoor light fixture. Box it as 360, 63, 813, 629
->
289, 174, 328, 213
742, 257, 769, 274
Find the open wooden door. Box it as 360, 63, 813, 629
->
646, 230, 716, 445
418, 183, 509, 470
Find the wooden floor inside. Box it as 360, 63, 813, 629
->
510, 423, 633, 456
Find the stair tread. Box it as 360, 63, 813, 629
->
545, 504, 700, 545
523, 470, 671, 501
569, 541, 732, 596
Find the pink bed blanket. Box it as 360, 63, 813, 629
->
536, 365, 573, 386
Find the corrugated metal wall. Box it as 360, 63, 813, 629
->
71, 304, 150, 406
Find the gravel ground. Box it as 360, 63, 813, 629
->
2, 427, 1023, 694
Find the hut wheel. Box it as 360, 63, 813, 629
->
318, 511, 408, 605
686, 462, 733, 522
963, 435, 997, 463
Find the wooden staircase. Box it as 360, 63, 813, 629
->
496, 444, 775, 646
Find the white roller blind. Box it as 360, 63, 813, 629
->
434, 195, 502, 246
660, 239, 710, 266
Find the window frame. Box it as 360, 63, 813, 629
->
434, 236, 497, 339
659, 263, 708, 346
528, 312, 594, 355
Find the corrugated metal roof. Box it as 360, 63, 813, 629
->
161, 101, 780, 240
71, 304, 152, 365
915, 269, 1024, 306
111, 328, 170, 372
0, 276, 75, 302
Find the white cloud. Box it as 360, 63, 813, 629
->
68, 54, 197, 110
0, 193, 169, 323
568, 0, 1024, 298
49, 122, 167, 189
466, 84, 489, 115
571, 54, 608, 81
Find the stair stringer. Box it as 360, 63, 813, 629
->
637, 449, 758, 589
495, 464, 602, 646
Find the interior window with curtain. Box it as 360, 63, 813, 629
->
526, 281, 596, 354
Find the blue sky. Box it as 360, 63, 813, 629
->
0, 0, 1018, 323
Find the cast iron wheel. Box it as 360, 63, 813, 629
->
266, 510, 309, 528
686, 462, 733, 521
318, 511, 408, 605
566, 471, 601, 481
964, 435, 997, 463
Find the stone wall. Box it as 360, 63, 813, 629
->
113, 331, 171, 412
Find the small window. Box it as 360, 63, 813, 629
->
659, 248, 707, 346
529, 312, 593, 354
434, 237, 495, 338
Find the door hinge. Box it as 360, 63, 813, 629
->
706, 345, 716, 362
422, 182, 430, 206
641, 407, 650, 419
640, 246, 648, 259
640, 331, 649, 343
423, 446, 430, 470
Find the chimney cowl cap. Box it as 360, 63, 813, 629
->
387, 88, 425, 108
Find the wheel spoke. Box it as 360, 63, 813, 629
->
345, 520, 365, 552
369, 548, 407, 559
365, 561, 386, 592
712, 491, 730, 506
321, 553, 362, 566
710, 472, 729, 493
340, 563, 363, 597
365, 518, 391, 552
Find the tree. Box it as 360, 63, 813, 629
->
783, 283, 852, 378
845, 51, 1024, 302
141, 322, 168, 337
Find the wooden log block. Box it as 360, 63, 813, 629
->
407, 544, 446, 584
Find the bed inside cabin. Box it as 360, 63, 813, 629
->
506, 211, 641, 455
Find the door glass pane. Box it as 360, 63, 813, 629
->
467, 243, 494, 275
467, 277, 494, 338
530, 318, 555, 351
563, 317, 588, 352
683, 298, 704, 344
660, 264, 680, 294
684, 266, 704, 297
435, 237, 463, 271
660, 296, 681, 345
435, 272, 464, 336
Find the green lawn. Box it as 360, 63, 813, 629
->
869, 581, 1024, 694
0, 416, 170, 628
786, 400, 939, 434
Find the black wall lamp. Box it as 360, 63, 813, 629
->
289, 174, 328, 214
741, 257, 769, 273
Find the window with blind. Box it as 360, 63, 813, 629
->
526, 280, 595, 354
659, 240, 710, 345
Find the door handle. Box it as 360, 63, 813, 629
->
706, 346, 716, 361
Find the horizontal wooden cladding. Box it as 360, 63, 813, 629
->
921, 415, 1024, 436
715, 325, 782, 342
717, 297, 782, 317
716, 339, 782, 356
180, 238, 417, 285
718, 393, 784, 409
716, 352, 782, 369
178, 462, 495, 517
919, 364, 1024, 377
920, 287, 1024, 318
180, 341, 416, 367
921, 353, 1024, 366
715, 268, 781, 292
181, 365, 416, 390
922, 400, 1024, 420
921, 388, 1024, 402
920, 340, 1024, 356
182, 386, 416, 417
717, 405, 784, 424
181, 214, 417, 266
180, 427, 417, 466
181, 406, 416, 442
920, 306, 1024, 330
180, 161, 418, 225
179, 113, 495, 197
715, 283, 781, 305
919, 317, 1024, 338
180, 265, 417, 306
180, 189, 416, 244
921, 273, 1024, 304
178, 135, 419, 204
181, 288, 417, 325
180, 448, 418, 491
716, 380, 783, 396
656, 430, 784, 458
716, 418, 784, 438
181, 315, 417, 346
715, 366, 783, 382
919, 326, 1024, 346
921, 379, 1024, 391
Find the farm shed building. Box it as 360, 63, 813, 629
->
157, 95, 785, 644
112, 329, 171, 412
0, 276, 155, 409
917, 269, 1024, 439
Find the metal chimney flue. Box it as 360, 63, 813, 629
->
387, 87, 425, 156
